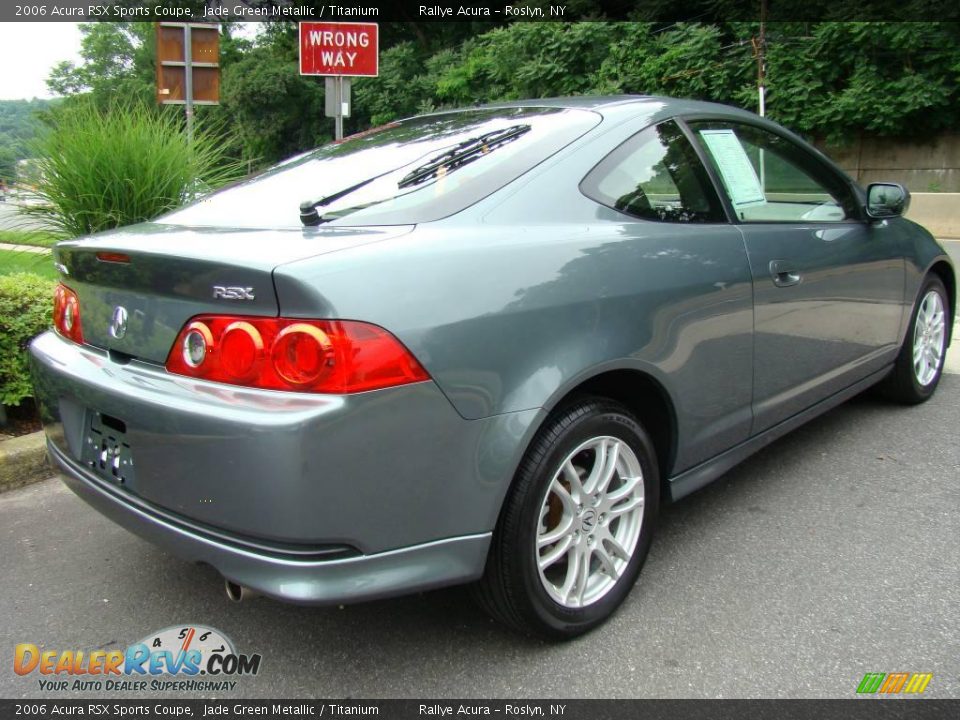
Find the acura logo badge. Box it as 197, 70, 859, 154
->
110, 306, 128, 339
581, 509, 597, 532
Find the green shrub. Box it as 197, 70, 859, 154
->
0, 272, 54, 406
23, 101, 242, 238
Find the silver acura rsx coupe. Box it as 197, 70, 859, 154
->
29, 96, 953, 638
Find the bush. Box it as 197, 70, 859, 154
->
23, 101, 242, 238
0, 272, 54, 406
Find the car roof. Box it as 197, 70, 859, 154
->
477, 95, 652, 109
425, 94, 762, 123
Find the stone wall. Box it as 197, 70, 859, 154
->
818, 134, 960, 193
905, 193, 960, 239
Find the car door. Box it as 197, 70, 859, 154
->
578, 119, 755, 470
685, 119, 904, 433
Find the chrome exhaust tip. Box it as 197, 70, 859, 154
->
225, 579, 246, 603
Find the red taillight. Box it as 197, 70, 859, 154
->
271, 323, 334, 386
219, 321, 264, 381
53, 283, 84, 344
95, 251, 130, 264
165, 316, 430, 394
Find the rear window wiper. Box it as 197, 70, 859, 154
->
299, 175, 385, 226
397, 124, 531, 189
299, 124, 531, 226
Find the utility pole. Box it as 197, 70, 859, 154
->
756, 0, 767, 118
755, 0, 768, 190
184, 24, 194, 144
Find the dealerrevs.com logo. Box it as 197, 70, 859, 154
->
14, 625, 262, 693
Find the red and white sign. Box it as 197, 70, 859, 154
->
299, 22, 379, 77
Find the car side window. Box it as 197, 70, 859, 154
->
581, 120, 727, 224
688, 120, 859, 223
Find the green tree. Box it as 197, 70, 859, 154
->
765, 22, 960, 142
354, 42, 446, 126
0, 99, 55, 182
220, 42, 326, 165
596, 23, 753, 100
47, 23, 156, 107
0, 147, 15, 182
434, 23, 615, 104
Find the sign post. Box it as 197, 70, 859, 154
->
156, 22, 221, 143
324, 76, 353, 139
299, 22, 379, 141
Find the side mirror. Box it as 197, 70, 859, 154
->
866, 182, 910, 219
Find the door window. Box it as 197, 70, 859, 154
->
689, 121, 858, 223
581, 120, 726, 224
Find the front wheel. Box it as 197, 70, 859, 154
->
473, 398, 659, 639
880, 275, 950, 404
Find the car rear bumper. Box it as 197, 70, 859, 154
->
29, 331, 542, 603
49, 440, 490, 604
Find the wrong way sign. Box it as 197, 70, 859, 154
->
299, 22, 379, 77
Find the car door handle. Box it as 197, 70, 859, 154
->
769, 260, 802, 287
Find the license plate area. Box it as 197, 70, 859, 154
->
81, 412, 136, 486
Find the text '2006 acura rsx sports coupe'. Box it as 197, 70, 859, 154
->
30, 96, 953, 638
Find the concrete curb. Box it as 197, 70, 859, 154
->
0, 430, 51, 493
0, 242, 52, 254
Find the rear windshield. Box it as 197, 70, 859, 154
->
160, 107, 599, 229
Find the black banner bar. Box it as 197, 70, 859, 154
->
2, 0, 959, 23
2, 699, 959, 720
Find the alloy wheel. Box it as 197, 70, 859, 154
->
535, 436, 645, 608
913, 290, 946, 386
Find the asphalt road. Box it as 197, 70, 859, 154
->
0, 202, 20, 229
2, 370, 958, 699
0, 200, 52, 232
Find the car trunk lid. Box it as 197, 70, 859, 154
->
55, 222, 413, 364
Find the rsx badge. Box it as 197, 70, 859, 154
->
212, 286, 255, 300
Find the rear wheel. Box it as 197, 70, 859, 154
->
473, 398, 659, 639
880, 275, 950, 404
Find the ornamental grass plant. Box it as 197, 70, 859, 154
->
23, 101, 241, 238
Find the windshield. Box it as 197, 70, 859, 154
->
160, 107, 600, 229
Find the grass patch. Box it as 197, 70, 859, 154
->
0, 229, 60, 248
0, 249, 58, 280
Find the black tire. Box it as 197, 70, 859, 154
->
473, 397, 659, 639
879, 275, 950, 404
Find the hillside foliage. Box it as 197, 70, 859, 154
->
26, 20, 960, 172
0, 99, 55, 182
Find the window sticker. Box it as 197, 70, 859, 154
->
699, 129, 766, 209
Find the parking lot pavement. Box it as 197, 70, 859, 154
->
2, 371, 958, 700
